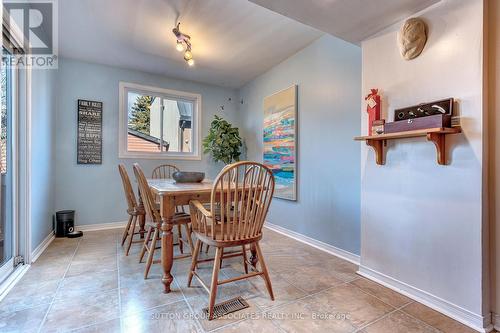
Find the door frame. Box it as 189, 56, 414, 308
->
0, 5, 32, 287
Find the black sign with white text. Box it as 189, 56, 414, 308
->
77, 99, 102, 164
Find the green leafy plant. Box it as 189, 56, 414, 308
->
203, 115, 242, 164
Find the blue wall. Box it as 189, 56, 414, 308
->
238, 35, 362, 255
30, 68, 57, 249
54, 58, 239, 226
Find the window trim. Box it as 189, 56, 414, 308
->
118, 81, 202, 160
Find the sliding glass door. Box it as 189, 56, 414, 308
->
0, 47, 18, 282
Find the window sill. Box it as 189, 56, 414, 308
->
119, 151, 202, 161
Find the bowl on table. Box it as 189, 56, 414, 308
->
172, 171, 205, 183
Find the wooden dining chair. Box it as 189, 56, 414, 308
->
152, 164, 179, 179
151, 164, 190, 254
118, 164, 145, 256
133, 163, 194, 279
188, 161, 275, 320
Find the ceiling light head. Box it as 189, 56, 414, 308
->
187, 59, 195, 67
184, 50, 193, 61
176, 41, 184, 52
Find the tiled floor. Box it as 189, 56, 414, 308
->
0, 228, 480, 333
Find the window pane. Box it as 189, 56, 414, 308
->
1, 48, 13, 266
127, 92, 163, 152
161, 98, 193, 153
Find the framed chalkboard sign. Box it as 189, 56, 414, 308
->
77, 99, 103, 164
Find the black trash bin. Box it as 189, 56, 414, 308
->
55, 210, 75, 237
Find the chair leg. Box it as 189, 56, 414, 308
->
208, 247, 223, 320
255, 242, 274, 301
125, 215, 137, 256
205, 244, 210, 253
144, 228, 159, 279
177, 224, 184, 254
219, 247, 224, 268
121, 215, 133, 246
139, 225, 153, 263
242, 245, 249, 274
187, 239, 202, 287
184, 223, 194, 254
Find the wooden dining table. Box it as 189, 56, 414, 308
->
146, 178, 259, 293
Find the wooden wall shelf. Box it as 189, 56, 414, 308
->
354, 127, 462, 165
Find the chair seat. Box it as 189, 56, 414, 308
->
202, 204, 239, 222
145, 212, 191, 228
127, 207, 145, 216
192, 223, 262, 247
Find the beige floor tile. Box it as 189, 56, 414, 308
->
34, 253, 73, 267
70, 319, 121, 333
349, 277, 413, 308
0, 279, 59, 313
244, 271, 307, 311
121, 300, 200, 333
268, 299, 357, 333
278, 266, 345, 294
20, 263, 68, 284
0, 228, 474, 333
66, 254, 117, 277
120, 278, 184, 317
56, 270, 118, 299
0, 304, 49, 333
216, 317, 281, 332
40, 289, 120, 332
119, 267, 164, 290
320, 260, 359, 282
363, 310, 438, 333
303, 283, 394, 329
402, 302, 477, 333
74, 246, 117, 258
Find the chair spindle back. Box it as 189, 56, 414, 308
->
133, 163, 161, 223
152, 164, 180, 179
118, 164, 138, 211
205, 161, 275, 242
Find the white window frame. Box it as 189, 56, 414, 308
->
118, 82, 202, 160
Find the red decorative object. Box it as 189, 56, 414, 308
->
365, 89, 381, 135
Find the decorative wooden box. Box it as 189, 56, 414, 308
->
384, 114, 451, 134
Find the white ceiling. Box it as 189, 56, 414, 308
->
249, 0, 441, 44
58, 0, 323, 88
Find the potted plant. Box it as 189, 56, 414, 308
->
203, 115, 243, 164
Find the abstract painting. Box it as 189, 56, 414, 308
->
263, 85, 297, 201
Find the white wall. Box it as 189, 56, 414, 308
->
360, 0, 489, 330
239, 34, 362, 255
30, 68, 57, 250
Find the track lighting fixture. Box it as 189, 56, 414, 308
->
173, 22, 194, 67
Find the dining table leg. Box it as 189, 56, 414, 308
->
160, 196, 175, 293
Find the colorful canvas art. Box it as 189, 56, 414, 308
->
263, 85, 297, 200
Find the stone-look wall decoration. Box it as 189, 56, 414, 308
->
398, 18, 427, 60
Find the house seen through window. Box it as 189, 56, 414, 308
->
119, 82, 200, 159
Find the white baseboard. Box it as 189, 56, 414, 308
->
0, 264, 30, 303
31, 231, 55, 263
494, 313, 500, 331
76, 220, 128, 232
358, 265, 493, 333
264, 222, 360, 265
